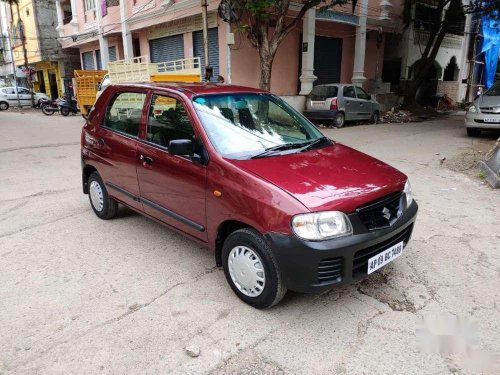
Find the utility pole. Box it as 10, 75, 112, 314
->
201, 0, 212, 81
13, 2, 34, 107
7, 26, 21, 108
465, 19, 481, 103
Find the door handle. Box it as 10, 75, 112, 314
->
140, 155, 154, 165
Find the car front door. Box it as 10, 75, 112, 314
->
342, 86, 358, 120
355, 86, 373, 120
90, 89, 147, 211
17, 88, 32, 106
136, 92, 208, 242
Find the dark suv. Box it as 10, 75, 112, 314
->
81, 83, 418, 308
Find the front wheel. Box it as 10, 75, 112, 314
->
335, 112, 345, 128
88, 172, 118, 220
0, 101, 9, 111
60, 107, 70, 116
41, 104, 55, 116
222, 228, 286, 309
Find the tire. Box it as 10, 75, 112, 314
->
335, 112, 345, 128
467, 128, 480, 137
370, 111, 379, 124
60, 107, 70, 116
222, 228, 287, 309
87, 172, 118, 220
41, 104, 55, 116
0, 101, 9, 111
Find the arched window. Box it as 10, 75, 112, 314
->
443, 57, 459, 81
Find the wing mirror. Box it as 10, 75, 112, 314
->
169, 139, 194, 156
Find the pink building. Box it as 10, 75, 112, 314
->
57, 0, 404, 107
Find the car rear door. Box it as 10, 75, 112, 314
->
136, 92, 208, 242
355, 86, 373, 120
342, 86, 358, 120
89, 89, 147, 211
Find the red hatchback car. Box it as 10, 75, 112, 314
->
81, 82, 418, 308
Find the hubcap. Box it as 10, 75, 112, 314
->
89, 180, 104, 212
0, 103, 7, 110
228, 246, 266, 297
336, 115, 344, 126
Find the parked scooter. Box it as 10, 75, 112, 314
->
40, 97, 63, 116
59, 97, 79, 116
40, 95, 79, 116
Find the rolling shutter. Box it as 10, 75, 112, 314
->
108, 46, 117, 62
95, 50, 102, 70
313, 36, 342, 86
149, 34, 184, 63
193, 28, 219, 81
82, 51, 95, 70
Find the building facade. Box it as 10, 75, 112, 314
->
58, 0, 407, 109
6, 0, 80, 98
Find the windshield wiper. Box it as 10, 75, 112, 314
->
296, 137, 332, 152
251, 143, 307, 159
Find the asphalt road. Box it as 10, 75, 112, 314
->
0, 110, 499, 374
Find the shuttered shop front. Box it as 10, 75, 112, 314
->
82, 51, 95, 70
193, 27, 219, 81
108, 46, 117, 62
149, 34, 184, 63
313, 36, 342, 85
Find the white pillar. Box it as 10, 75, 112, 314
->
120, 0, 134, 60
299, 8, 316, 95
352, 0, 368, 85
55, 0, 64, 36
458, 0, 472, 101
95, 0, 109, 69
400, 2, 415, 79
69, 0, 79, 34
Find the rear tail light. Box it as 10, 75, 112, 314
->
330, 98, 338, 110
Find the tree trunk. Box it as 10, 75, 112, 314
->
259, 55, 274, 91
15, 2, 34, 107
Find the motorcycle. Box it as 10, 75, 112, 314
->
40, 96, 79, 116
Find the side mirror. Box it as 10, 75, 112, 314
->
169, 139, 193, 156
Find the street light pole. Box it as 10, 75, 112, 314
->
201, 0, 212, 81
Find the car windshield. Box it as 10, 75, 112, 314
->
484, 81, 500, 96
193, 93, 326, 159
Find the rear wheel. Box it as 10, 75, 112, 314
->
88, 172, 118, 220
0, 101, 9, 111
222, 228, 286, 309
467, 128, 480, 137
60, 107, 70, 116
335, 112, 345, 128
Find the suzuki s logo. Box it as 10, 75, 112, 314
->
382, 207, 391, 220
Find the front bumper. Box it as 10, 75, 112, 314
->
464, 112, 500, 129
264, 201, 418, 293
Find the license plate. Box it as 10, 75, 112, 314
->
367, 241, 404, 274
484, 118, 500, 123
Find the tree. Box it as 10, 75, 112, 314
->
403, 0, 499, 106
231, 0, 353, 91
1, 0, 35, 107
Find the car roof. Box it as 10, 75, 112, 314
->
113, 82, 267, 98
313, 84, 350, 88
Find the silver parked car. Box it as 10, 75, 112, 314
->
0, 87, 50, 110
303, 84, 381, 127
465, 81, 500, 136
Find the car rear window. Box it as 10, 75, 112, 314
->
309, 86, 338, 100
103, 92, 146, 137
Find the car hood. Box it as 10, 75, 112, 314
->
475, 95, 500, 108
229, 143, 407, 213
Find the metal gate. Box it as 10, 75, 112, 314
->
313, 36, 342, 85
82, 51, 95, 70
108, 46, 117, 62
149, 34, 184, 63
193, 28, 219, 81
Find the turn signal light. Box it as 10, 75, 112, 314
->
330, 98, 338, 111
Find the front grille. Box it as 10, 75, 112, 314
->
317, 257, 343, 284
352, 224, 413, 277
356, 192, 403, 230
480, 106, 500, 114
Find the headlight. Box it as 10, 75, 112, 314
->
404, 179, 413, 207
291, 211, 352, 241
468, 105, 477, 113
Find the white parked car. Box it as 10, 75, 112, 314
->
0, 87, 50, 110
465, 81, 500, 136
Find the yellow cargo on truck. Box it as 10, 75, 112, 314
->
97, 56, 202, 96
74, 70, 107, 116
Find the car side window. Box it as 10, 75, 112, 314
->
356, 87, 371, 100
146, 94, 195, 148
4, 88, 15, 94
18, 88, 30, 95
103, 92, 146, 137
343, 86, 355, 98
